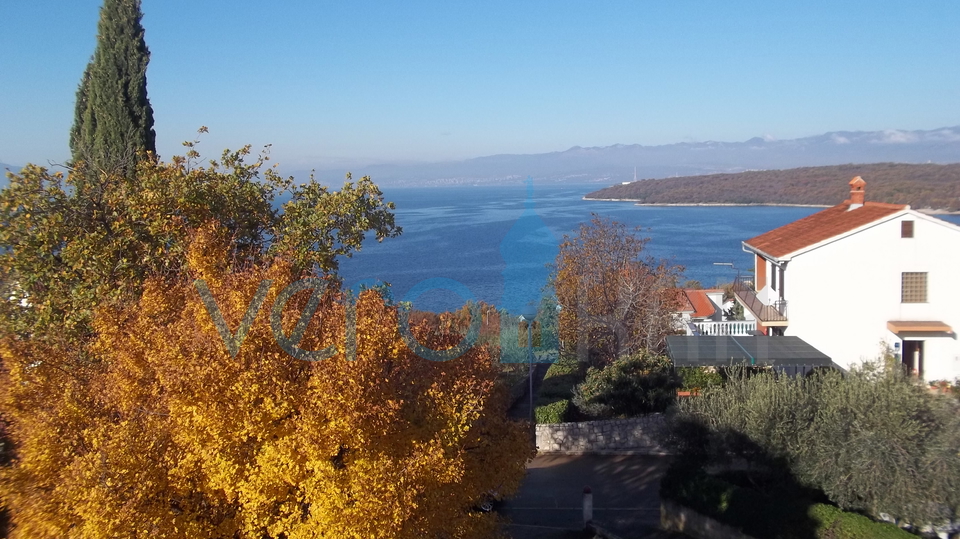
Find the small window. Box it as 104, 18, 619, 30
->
901, 221, 914, 238
901, 272, 927, 303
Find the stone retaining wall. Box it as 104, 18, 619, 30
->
535, 415, 670, 454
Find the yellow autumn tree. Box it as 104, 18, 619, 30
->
0, 223, 532, 538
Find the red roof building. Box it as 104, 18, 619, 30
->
733, 176, 960, 381
675, 288, 758, 336
683, 289, 721, 319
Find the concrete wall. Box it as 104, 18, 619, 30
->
783, 212, 960, 381
661, 500, 756, 539
535, 415, 670, 454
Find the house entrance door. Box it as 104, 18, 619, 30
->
901, 340, 924, 377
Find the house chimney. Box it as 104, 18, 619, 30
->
848, 176, 865, 209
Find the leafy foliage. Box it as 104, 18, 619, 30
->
0, 228, 532, 538
572, 350, 679, 418
537, 358, 583, 399
722, 301, 745, 321
661, 465, 915, 539
271, 173, 402, 273
806, 505, 918, 539
0, 143, 401, 343
671, 365, 960, 527
534, 400, 572, 424
553, 215, 683, 363
70, 0, 156, 177
533, 358, 585, 424
496, 311, 528, 365
677, 366, 723, 392
586, 162, 960, 211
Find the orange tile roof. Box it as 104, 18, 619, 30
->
744, 201, 906, 259
684, 289, 719, 319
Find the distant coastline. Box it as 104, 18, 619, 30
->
582, 197, 960, 215
583, 198, 830, 208
917, 208, 960, 215
583, 163, 960, 214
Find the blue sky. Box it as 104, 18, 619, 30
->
1, 0, 959, 170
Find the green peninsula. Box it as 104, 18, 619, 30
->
585, 163, 960, 212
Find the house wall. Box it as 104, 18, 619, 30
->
705, 291, 724, 321
783, 213, 960, 381
755, 253, 767, 290
752, 257, 770, 306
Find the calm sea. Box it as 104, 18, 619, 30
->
335, 182, 960, 313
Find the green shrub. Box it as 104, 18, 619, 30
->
807, 504, 913, 539
535, 399, 572, 424
572, 350, 679, 418
538, 361, 583, 400
677, 366, 723, 392
660, 465, 800, 538
671, 364, 960, 528
537, 376, 575, 400
536, 358, 586, 402
661, 465, 916, 539
532, 358, 585, 424
543, 357, 582, 378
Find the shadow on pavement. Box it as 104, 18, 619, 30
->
501, 454, 685, 539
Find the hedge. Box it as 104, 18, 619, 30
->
534, 358, 586, 423
542, 357, 582, 379
807, 505, 916, 539
572, 351, 678, 418
534, 399, 572, 424
660, 465, 915, 539
677, 366, 723, 392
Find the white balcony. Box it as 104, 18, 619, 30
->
686, 320, 758, 336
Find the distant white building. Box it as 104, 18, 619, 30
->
735, 176, 960, 381
678, 288, 756, 336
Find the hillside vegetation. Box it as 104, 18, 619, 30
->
585, 163, 960, 211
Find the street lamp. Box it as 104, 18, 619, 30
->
554, 303, 563, 357
713, 262, 738, 287
519, 306, 538, 432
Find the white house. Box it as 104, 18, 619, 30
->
735, 176, 960, 381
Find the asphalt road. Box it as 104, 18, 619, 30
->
500, 454, 682, 539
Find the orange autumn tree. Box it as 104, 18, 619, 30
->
554, 215, 684, 363
0, 224, 532, 539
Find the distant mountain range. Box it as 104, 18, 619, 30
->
302, 126, 960, 187
5, 126, 960, 189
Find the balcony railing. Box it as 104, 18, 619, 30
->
733, 275, 788, 323
686, 320, 758, 336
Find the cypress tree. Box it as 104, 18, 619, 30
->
70, 0, 156, 177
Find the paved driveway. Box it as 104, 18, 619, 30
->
500, 454, 678, 539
